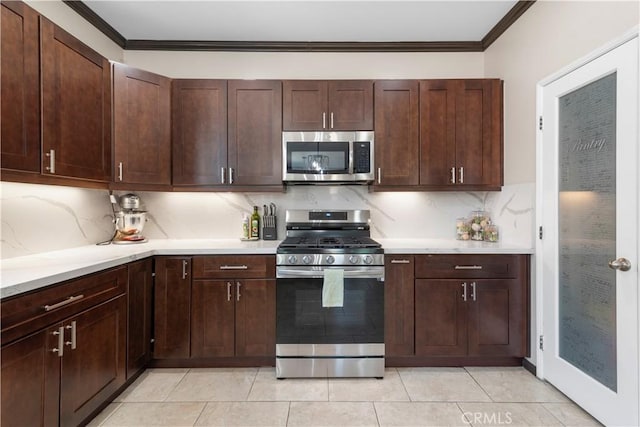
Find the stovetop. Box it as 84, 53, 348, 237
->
278, 235, 382, 250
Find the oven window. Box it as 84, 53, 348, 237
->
276, 277, 384, 344
286, 142, 349, 174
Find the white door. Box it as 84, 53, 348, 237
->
538, 36, 639, 426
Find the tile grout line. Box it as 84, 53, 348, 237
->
464, 366, 496, 403
395, 367, 415, 402
191, 401, 208, 427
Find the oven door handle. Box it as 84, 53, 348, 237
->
276, 266, 384, 280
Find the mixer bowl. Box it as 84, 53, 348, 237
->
115, 211, 147, 235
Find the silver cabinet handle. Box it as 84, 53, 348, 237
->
330, 112, 334, 129
322, 112, 326, 129
221, 167, 226, 184
377, 168, 382, 184
45, 149, 56, 173
236, 282, 241, 301
220, 265, 249, 270
609, 257, 631, 271
450, 167, 456, 184
229, 168, 234, 184
227, 282, 232, 302
182, 260, 188, 279
471, 282, 477, 301
462, 283, 468, 302
459, 167, 464, 184
455, 265, 483, 270
44, 294, 84, 312
52, 326, 64, 357
118, 161, 123, 181
65, 320, 77, 349
391, 259, 411, 264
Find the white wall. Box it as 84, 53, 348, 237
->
484, 0, 639, 185
123, 50, 484, 79
25, 0, 123, 61
484, 0, 639, 367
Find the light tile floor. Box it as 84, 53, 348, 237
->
88, 367, 602, 427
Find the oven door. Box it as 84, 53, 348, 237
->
282, 132, 353, 181
276, 266, 384, 345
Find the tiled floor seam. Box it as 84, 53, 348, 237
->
463, 366, 496, 403
162, 368, 191, 402
191, 401, 209, 427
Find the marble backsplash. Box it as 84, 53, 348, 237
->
0, 182, 534, 259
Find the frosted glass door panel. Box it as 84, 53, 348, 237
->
557, 73, 617, 391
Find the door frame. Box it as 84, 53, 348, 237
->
535, 23, 639, 392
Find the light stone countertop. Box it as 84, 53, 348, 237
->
0, 238, 533, 299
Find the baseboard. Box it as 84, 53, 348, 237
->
522, 358, 537, 375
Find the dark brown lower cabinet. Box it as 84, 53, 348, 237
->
415, 280, 467, 356
1, 296, 126, 426
415, 278, 525, 357
127, 258, 153, 377
60, 297, 127, 426
1, 329, 59, 426
154, 257, 192, 359
384, 255, 415, 357
191, 279, 275, 358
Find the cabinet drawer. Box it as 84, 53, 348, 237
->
415, 254, 522, 279
192, 255, 275, 279
1, 266, 127, 345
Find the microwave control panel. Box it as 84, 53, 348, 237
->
353, 142, 371, 174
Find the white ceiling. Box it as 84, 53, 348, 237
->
84, 1, 519, 43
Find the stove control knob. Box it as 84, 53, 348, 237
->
349, 255, 360, 264
326, 255, 335, 264
363, 255, 374, 265
302, 255, 313, 265
287, 255, 298, 265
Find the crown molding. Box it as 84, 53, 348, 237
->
482, 0, 536, 49
64, 0, 535, 53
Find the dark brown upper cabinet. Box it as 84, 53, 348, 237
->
228, 80, 283, 186
40, 17, 111, 182
172, 79, 227, 186
1, 1, 40, 173
113, 63, 171, 186
420, 79, 503, 189
374, 80, 420, 186
283, 80, 373, 131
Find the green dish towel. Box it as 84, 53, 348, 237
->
322, 269, 344, 307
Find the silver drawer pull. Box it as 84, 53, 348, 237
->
391, 259, 411, 264
65, 320, 77, 349
454, 265, 483, 270
220, 265, 249, 270
43, 294, 84, 312
52, 326, 64, 357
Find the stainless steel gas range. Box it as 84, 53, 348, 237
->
275, 209, 384, 379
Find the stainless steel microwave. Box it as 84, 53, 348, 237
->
282, 131, 375, 183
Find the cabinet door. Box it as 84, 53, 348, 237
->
282, 80, 326, 130
467, 279, 526, 357
419, 80, 456, 186
127, 259, 153, 378
154, 257, 191, 359
172, 79, 227, 186
415, 280, 467, 356
40, 17, 111, 181
455, 79, 503, 187
113, 63, 171, 185
385, 256, 415, 357
191, 280, 235, 357
1, 2, 40, 173
374, 80, 419, 186
59, 296, 127, 426
235, 279, 275, 357
228, 80, 282, 186
1, 329, 59, 427
328, 80, 373, 130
